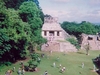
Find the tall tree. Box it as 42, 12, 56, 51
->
79, 21, 97, 34
27, 0, 44, 23
0, 0, 46, 65
0, 3, 31, 62
61, 21, 98, 36
3, 0, 27, 9
61, 21, 81, 37
19, 1, 46, 51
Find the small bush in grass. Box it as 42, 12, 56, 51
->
27, 53, 41, 71
67, 38, 80, 49
0, 62, 12, 67
4, 62, 12, 66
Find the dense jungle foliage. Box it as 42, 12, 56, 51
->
0, 0, 46, 66
61, 21, 100, 37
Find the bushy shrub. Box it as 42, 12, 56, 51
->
4, 62, 12, 66
67, 38, 80, 49
0, 61, 12, 70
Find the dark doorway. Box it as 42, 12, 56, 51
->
49, 31, 54, 36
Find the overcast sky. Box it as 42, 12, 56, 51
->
39, 0, 100, 23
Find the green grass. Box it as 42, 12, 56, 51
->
0, 50, 100, 75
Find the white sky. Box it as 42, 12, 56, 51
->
39, 0, 100, 23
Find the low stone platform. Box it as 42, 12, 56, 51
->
41, 41, 77, 52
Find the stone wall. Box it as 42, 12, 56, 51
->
41, 41, 77, 52
80, 33, 100, 50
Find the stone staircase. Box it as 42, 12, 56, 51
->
41, 41, 60, 52
60, 42, 77, 52
41, 41, 77, 52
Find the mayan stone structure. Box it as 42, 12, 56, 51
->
80, 33, 100, 50
42, 17, 69, 41
41, 17, 77, 52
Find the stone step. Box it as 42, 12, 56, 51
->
41, 41, 77, 52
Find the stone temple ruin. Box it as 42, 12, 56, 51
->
80, 33, 100, 50
41, 17, 77, 52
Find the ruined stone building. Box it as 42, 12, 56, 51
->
81, 33, 100, 50
41, 17, 69, 41
41, 17, 77, 52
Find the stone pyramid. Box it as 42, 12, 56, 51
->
41, 17, 77, 52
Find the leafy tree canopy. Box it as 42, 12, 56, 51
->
0, 7, 31, 62
79, 21, 97, 34
0, 0, 46, 64
61, 21, 99, 37
3, 0, 27, 9
19, 1, 46, 45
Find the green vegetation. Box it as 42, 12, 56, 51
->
61, 21, 100, 46
67, 37, 80, 49
0, 50, 99, 75
0, 0, 46, 65
61, 21, 100, 37
3, 0, 40, 9
27, 53, 41, 71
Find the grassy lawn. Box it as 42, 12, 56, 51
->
0, 50, 100, 75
